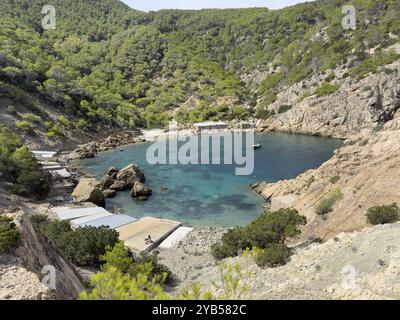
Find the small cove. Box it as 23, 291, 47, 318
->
77, 132, 342, 227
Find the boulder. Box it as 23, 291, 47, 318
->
109, 180, 129, 191
116, 164, 145, 186
130, 181, 152, 199
106, 167, 120, 179
103, 189, 117, 198
99, 175, 115, 190
71, 178, 105, 207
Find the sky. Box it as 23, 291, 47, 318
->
121, 0, 314, 12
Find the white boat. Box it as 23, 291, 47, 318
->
253, 143, 262, 150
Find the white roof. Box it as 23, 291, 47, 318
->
158, 226, 193, 249
194, 121, 227, 127
49, 169, 71, 179
70, 212, 113, 229
54, 206, 110, 221
31, 151, 57, 158
74, 214, 138, 230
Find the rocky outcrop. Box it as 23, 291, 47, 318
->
259, 61, 400, 138
66, 131, 144, 160
71, 178, 105, 208
116, 164, 145, 186
129, 181, 152, 200
192, 222, 400, 300
99, 165, 151, 200
253, 115, 400, 241
0, 212, 84, 300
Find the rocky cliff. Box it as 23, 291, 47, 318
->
0, 211, 84, 300
259, 60, 400, 138
195, 222, 400, 300
253, 60, 400, 241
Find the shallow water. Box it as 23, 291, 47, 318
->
77, 132, 342, 227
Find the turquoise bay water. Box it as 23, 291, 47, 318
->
78, 133, 342, 227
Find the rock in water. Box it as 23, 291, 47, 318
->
130, 181, 152, 199
116, 164, 146, 186
71, 178, 105, 207
106, 167, 120, 179
103, 189, 117, 198
99, 175, 115, 190
109, 180, 129, 191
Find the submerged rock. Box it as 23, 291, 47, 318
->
99, 175, 115, 190
71, 178, 105, 207
109, 180, 128, 191
103, 189, 117, 198
106, 167, 119, 179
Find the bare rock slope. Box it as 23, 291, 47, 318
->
195, 222, 400, 300
253, 61, 400, 241
260, 61, 400, 138
0, 211, 84, 300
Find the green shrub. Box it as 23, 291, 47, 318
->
57, 116, 70, 128
254, 243, 290, 268
211, 228, 249, 260
315, 82, 339, 97
0, 216, 21, 253
46, 125, 65, 139
277, 105, 292, 114
330, 176, 340, 184
231, 105, 249, 120
15, 120, 33, 133
36, 218, 119, 267
315, 188, 343, 215
100, 241, 171, 284
21, 113, 41, 124
298, 91, 311, 103
255, 107, 273, 119
306, 175, 315, 187
244, 209, 307, 248
7, 105, 16, 114
212, 209, 306, 260
366, 203, 400, 225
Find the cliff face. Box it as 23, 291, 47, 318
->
259, 61, 400, 138
0, 211, 84, 300
253, 61, 400, 241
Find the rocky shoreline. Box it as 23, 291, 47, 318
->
64, 130, 145, 160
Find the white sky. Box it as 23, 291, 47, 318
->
121, 0, 314, 11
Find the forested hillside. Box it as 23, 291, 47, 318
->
1, 0, 399, 140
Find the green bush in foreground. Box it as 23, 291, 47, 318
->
0, 216, 21, 253
254, 244, 291, 268
211, 228, 250, 260
32, 216, 119, 267
212, 208, 306, 261
366, 203, 400, 225
315, 188, 343, 215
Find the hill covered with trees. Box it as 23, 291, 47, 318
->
0, 0, 399, 140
